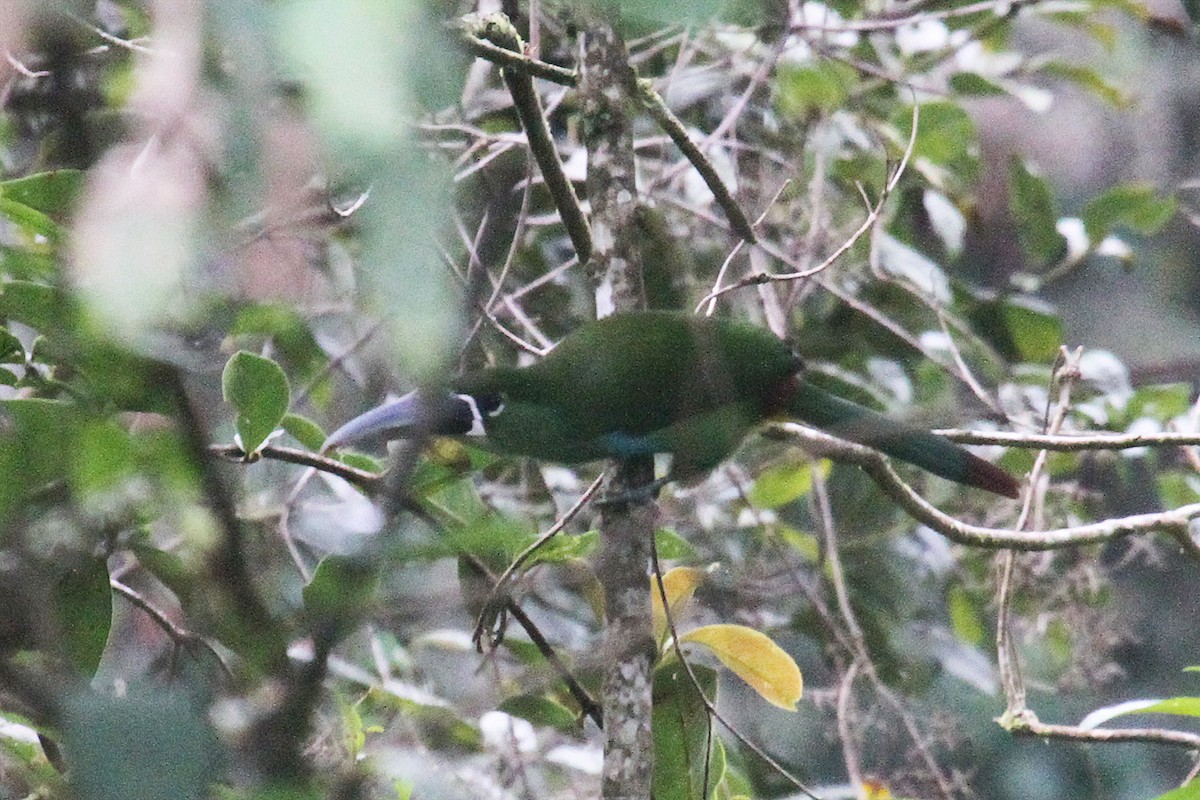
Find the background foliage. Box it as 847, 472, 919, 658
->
1, 0, 1199, 799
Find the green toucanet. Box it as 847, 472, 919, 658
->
325, 311, 1020, 498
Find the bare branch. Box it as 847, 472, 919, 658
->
937, 429, 1200, 451
776, 423, 1200, 554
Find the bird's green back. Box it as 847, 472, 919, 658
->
455, 312, 798, 471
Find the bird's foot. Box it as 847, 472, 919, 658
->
594, 477, 667, 510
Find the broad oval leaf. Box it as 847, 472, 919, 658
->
947, 585, 985, 647
303, 554, 379, 637
1009, 156, 1065, 267
55, 558, 113, 676
748, 460, 815, 509
654, 528, 697, 560
652, 661, 719, 800
680, 624, 803, 710
876, 233, 951, 303
0, 169, 84, 216
1001, 296, 1062, 364
281, 412, 326, 451
0, 327, 24, 363
1083, 182, 1177, 242
221, 351, 290, 454
497, 693, 578, 731
0, 280, 64, 333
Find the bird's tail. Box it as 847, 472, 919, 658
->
787, 380, 1020, 499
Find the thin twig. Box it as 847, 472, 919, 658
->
814, 471, 956, 799
458, 18, 578, 86
775, 423, 1200, 555
210, 443, 382, 493
1004, 715, 1200, 750
110, 578, 233, 680
472, 473, 606, 649
935, 429, 1200, 451
693, 102, 919, 312
790, 0, 1040, 34
475, 14, 593, 264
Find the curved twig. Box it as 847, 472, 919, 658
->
775, 423, 1200, 556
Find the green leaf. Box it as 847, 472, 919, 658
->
749, 461, 814, 508
0, 198, 62, 243
1140, 696, 1200, 717
0, 327, 25, 363
0, 280, 66, 333
1082, 183, 1176, 242
497, 693, 578, 731
0, 244, 58, 280
1042, 62, 1129, 107
526, 530, 600, 565
655, 528, 698, 560
774, 524, 819, 561
892, 102, 980, 184
282, 412, 327, 451
54, 558, 112, 676
71, 421, 134, 495
303, 554, 379, 634
340, 696, 367, 757
776, 62, 857, 118
1158, 472, 1200, 509
62, 688, 218, 800
1127, 383, 1192, 421
340, 451, 385, 473
1183, 0, 1200, 23
1001, 296, 1063, 363
0, 170, 84, 217
1, 398, 84, 488
445, 510, 531, 568
132, 544, 195, 606
221, 351, 290, 454
949, 72, 1006, 96
230, 303, 327, 383
1152, 780, 1200, 800
947, 585, 985, 646
653, 662, 719, 800
1009, 157, 1065, 266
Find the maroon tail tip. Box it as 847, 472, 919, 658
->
965, 457, 1021, 499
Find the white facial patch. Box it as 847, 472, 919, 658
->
455, 393, 488, 437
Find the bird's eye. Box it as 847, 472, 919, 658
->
479, 393, 505, 417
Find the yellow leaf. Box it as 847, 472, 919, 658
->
680, 624, 803, 710
861, 778, 893, 799
651, 567, 705, 642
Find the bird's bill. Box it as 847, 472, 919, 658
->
323, 391, 428, 451
323, 390, 488, 451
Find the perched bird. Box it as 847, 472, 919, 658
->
325, 311, 1020, 498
